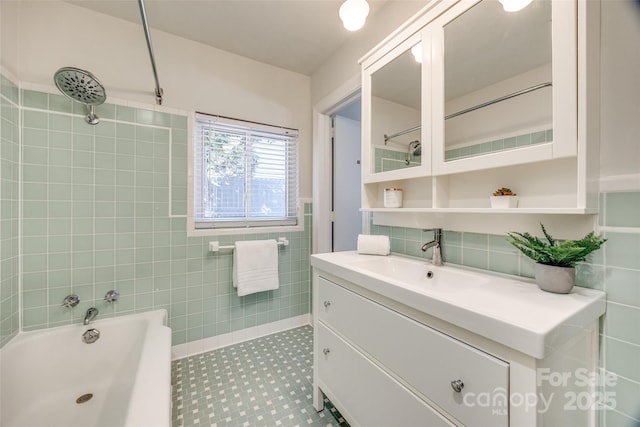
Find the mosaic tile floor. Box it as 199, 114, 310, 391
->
171, 326, 350, 427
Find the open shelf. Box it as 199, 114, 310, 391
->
362, 207, 598, 215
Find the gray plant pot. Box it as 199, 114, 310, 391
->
534, 263, 576, 294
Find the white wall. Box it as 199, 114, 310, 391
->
599, 0, 640, 185
0, 0, 19, 78
14, 1, 313, 198
372, 96, 421, 149
445, 64, 552, 149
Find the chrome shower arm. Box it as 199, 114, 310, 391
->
138, 0, 164, 105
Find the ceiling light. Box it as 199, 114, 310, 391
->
411, 43, 423, 63
339, 0, 370, 31
498, 0, 533, 12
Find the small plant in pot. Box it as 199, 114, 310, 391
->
507, 223, 606, 294
491, 187, 518, 208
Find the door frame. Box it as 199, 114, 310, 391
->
312, 75, 362, 254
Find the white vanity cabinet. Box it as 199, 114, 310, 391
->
316, 323, 455, 427
317, 277, 508, 427
312, 252, 605, 427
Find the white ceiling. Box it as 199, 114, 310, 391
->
68, 0, 387, 76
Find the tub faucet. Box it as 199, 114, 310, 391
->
421, 228, 443, 266
83, 307, 99, 325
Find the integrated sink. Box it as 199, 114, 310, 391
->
352, 256, 490, 293
311, 250, 606, 359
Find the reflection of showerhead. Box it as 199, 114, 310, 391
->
406, 140, 421, 165
54, 67, 106, 125
409, 140, 421, 156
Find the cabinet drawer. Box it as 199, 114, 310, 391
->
317, 323, 454, 427
318, 277, 509, 427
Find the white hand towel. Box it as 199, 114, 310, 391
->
357, 234, 390, 256
233, 240, 280, 297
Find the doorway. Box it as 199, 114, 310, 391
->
332, 100, 362, 251
311, 76, 361, 255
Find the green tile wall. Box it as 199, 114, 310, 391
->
0, 74, 20, 348
599, 192, 640, 426
371, 191, 640, 425
444, 128, 553, 161
18, 88, 311, 347
374, 147, 421, 173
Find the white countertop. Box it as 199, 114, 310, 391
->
311, 251, 606, 359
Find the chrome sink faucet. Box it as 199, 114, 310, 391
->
83, 307, 99, 325
422, 228, 443, 266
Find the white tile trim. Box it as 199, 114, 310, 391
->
18, 80, 191, 117
0, 66, 19, 85
599, 174, 640, 192
599, 226, 640, 235
171, 314, 311, 360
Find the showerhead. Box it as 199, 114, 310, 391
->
54, 67, 106, 125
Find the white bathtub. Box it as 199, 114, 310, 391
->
0, 309, 172, 427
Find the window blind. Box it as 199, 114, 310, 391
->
194, 113, 299, 229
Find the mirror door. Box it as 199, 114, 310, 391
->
362, 29, 431, 183
432, 0, 577, 175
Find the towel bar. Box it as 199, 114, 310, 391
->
208, 237, 289, 252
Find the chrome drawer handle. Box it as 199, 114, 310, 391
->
323, 348, 331, 356
451, 379, 464, 393
323, 301, 331, 308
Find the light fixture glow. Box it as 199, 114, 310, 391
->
339, 0, 370, 31
498, 0, 533, 12
411, 43, 423, 63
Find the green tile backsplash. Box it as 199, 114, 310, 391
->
13, 86, 311, 347
371, 191, 640, 424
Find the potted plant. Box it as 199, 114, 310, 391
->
507, 223, 606, 294
491, 187, 518, 208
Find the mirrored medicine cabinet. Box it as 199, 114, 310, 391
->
361, 0, 578, 181
359, 0, 599, 216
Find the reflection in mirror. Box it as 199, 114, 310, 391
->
444, 0, 552, 161
371, 45, 422, 173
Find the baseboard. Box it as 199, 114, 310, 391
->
171, 314, 311, 360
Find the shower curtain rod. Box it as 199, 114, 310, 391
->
382, 82, 552, 143
384, 125, 421, 144
138, 0, 164, 105
445, 82, 552, 120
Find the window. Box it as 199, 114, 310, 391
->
193, 113, 299, 230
